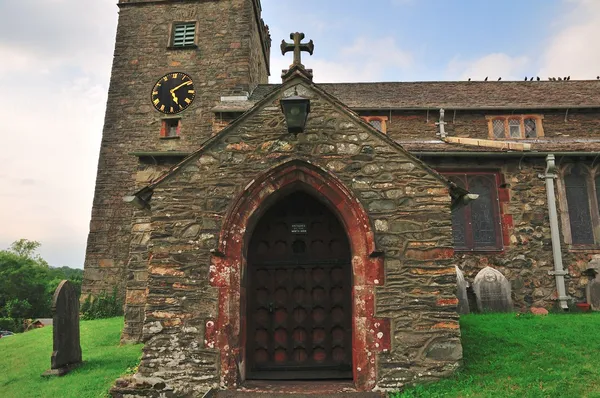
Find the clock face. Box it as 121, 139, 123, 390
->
151, 72, 195, 114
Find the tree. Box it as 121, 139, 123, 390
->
8, 239, 49, 267
0, 240, 83, 326
0, 250, 52, 318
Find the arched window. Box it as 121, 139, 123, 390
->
563, 165, 595, 245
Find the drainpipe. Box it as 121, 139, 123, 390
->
542, 154, 570, 310
435, 108, 447, 138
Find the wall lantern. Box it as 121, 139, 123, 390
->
280, 95, 311, 134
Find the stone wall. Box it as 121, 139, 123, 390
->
83, 0, 270, 298
116, 81, 460, 395
425, 156, 593, 311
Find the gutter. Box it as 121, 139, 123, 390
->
413, 151, 600, 157
350, 105, 600, 111
541, 154, 570, 310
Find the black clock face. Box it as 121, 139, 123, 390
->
151, 72, 195, 114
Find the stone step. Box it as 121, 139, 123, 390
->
208, 381, 384, 398
212, 392, 383, 398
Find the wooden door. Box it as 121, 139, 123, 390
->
247, 192, 352, 380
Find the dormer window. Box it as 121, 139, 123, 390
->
487, 115, 543, 139
361, 116, 388, 134
171, 22, 197, 48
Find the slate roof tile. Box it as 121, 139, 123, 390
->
250, 81, 600, 109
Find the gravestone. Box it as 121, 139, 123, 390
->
473, 267, 513, 312
455, 266, 470, 314
586, 255, 600, 311
43, 280, 82, 376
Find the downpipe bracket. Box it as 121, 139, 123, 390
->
548, 270, 569, 276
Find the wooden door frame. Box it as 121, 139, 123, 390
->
207, 159, 390, 391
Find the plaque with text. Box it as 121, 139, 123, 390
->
291, 223, 307, 234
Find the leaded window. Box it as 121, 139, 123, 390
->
561, 164, 600, 246
444, 172, 503, 251
524, 118, 537, 138
508, 119, 521, 138
487, 115, 543, 139
172, 22, 196, 48
492, 119, 505, 139
369, 119, 382, 131
360, 116, 388, 134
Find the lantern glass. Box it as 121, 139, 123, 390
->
280, 96, 310, 134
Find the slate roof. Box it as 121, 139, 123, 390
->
249, 80, 600, 110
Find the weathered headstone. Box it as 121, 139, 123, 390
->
43, 280, 82, 376
455, 266, 470, 314
473, 267, 513, 312
586, 255, 600, 311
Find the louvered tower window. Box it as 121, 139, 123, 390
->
172, 23, 196, 47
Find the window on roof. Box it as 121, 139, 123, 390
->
171, 22, 197, 48
361, 116, 388, 134
487, 115, 543, 139
558, 163, 600, 246
442, 172, 503, 251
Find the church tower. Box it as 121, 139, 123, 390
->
82, 0, 271, 298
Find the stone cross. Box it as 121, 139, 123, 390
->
43, 280, 82, 376
280, 32, 314, 68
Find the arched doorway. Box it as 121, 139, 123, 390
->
246, 191, 353, 380
211, 160, 388, 390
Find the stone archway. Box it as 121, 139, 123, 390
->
207, 160, 390, 391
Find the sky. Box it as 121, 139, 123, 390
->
0, 0, 599, 269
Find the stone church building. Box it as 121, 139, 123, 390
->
83, 0, 600, 396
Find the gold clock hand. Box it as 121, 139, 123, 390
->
170, 80, 192, 93
171, 91, 179, 104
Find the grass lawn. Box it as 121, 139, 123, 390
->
2, 314, 600, 397
394, 312, 600, 398
0, 317, 142, 398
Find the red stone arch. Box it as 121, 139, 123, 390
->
206, 159, 390, 391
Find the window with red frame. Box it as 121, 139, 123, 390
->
443, 172, 503, 251
160, 118, 181, 138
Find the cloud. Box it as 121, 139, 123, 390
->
0, 0, 116, 268
270, 36, 412, 83
537, 0, 600, 79
446, 53, 530, 81
445, 0, 600, 81
0, 1, 115, 78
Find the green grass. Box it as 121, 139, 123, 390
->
394, 312, 600, 398
0, 317, 142, 398
3, 314, 599, 397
